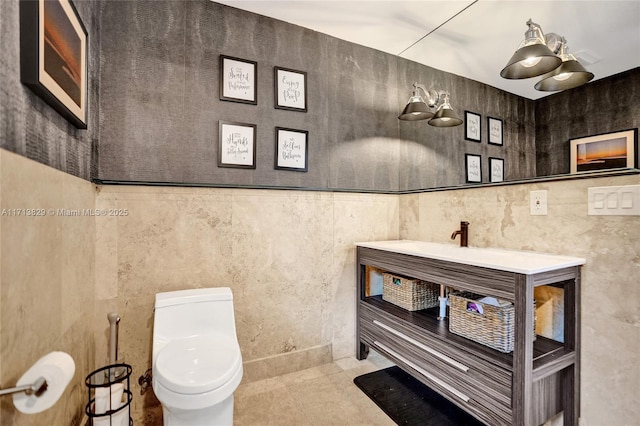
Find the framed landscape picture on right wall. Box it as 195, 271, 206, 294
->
569, 128, 638, 173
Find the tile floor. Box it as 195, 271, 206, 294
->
144, 351, 564, 426
234, 351, 397, 426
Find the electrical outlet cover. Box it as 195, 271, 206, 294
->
530, 190, 548, 215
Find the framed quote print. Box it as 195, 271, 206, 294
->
489, 157, 504, 182
220, 55, 257, 105
465, 111, 481, 142
275, 127, 308, 172
274, 67, 307, 112
488, 116, 504, 146
465, 153, 482, 183
218, 121, 256, 169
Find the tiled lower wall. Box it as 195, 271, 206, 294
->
400, 175, 640, 426
0, 150, 400, 424
0, 150, 96, 426
1, 148, 637, 425
94, 184, 399, 422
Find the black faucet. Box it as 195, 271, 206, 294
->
451, 221, 469, 247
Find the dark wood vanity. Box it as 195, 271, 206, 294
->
356, 241, 585, 426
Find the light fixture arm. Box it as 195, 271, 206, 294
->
543, 33, 565, 54
524, 19, 545, 44
437, 91, 450, 106
556, 36, 568, 55
411, 82, 443, 108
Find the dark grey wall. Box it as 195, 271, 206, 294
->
97, 0, 535, 191
3, 1, 637, 189
535, 67, 640, 176
397, 58, 535, 189
0, 0, 100, 180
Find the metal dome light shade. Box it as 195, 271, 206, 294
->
500, 19, 562, 79
398, 93, 433, 121
534, 39, 594, 91
428, 93, 463, 127
398, 83, 438, 121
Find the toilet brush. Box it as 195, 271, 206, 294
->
107, 313, 126, 380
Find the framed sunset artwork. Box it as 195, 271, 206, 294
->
20, 0, 88, 128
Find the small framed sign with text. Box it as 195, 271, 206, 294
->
218, 121, 256, 169
465, 111, 481, 142
488, 116, 504, 146
275, 127, 308, 172
220, 55, 257, 105
489, 157, 504, 182
274, 67, 307, 112
465, 153, 482, 183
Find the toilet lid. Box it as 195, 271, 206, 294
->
155, 334, 242, 395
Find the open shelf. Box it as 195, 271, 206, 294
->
363, 296, 564, 370
357, 243, 581, 426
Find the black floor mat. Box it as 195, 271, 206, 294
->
354, 366, 487, 426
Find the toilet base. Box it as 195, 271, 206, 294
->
162, 394, 234, 426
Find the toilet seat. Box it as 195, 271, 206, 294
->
154, 334, 242, 395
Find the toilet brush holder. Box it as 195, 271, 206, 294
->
85, 364, 133, 426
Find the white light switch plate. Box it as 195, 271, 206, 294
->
530, 190, 548, 215
588, 185, 640, 216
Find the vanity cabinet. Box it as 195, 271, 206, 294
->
355, 241, 585, 426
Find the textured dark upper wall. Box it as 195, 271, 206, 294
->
0, 0, 100, 180
97, 0, 535, 191
98, 0, 405, 191
397, 58, 535, 189
535, 67, 640, 176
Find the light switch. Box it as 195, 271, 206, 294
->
589, 185, 640, 216
594, 193, 605, 209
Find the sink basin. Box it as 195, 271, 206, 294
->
355, 240, 585, 275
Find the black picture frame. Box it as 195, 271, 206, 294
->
569, 128, 638, 173
219, 55, 257, 105
465, 111, 481, 142
488, 116, 504, 146
218, 121, 257, 169
274, 66, 307, 112
20, 0, 88, 128
274, 127, 308, 172
489, 157, 505, 182
465, 153, 482, 183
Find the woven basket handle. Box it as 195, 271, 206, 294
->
465, 301, 484, 315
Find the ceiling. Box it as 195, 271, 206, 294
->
214, 0, 640, 100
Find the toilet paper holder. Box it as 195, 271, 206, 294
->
1, 351, 76, 414
0, 376, 48, 398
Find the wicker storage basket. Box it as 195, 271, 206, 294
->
449, 292, 536, 353
382, 273, 439, 311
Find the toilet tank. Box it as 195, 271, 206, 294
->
152, 287, 238, 361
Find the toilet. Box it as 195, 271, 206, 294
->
152, 287, 243, 426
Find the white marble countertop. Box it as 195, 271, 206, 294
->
356, 240, 586, 275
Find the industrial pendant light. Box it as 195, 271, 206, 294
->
398, 84, 434, 121
501, 19, 594, 92
534, 37, 594, 91
398, 83, 462, 127
500, 19, 562, 79
429, 93, 463, 127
